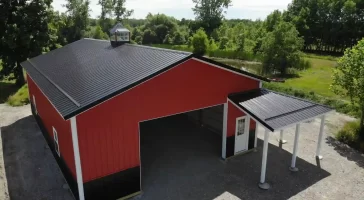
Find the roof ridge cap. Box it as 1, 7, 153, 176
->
83, 38, 109, 42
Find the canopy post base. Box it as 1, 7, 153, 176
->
289, 167, 299, 172
316, 155, 323, 160
279, 139, 287, 144
258, 182, 270, 190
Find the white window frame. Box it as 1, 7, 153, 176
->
53, 127, 60, 156
32, 95, 37, 115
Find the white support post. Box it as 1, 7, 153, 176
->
254, 122, 258, 150
315, 115, 325, 160
258, 129, 270, 190
279, 130, 287, 144
289, 124, 301, 172
70, 117, 85, 200
222, 103, 228, 159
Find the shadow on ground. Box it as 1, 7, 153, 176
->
326, 136, 364, 168
1, 115, 74, 200
0, 82, 18, 103
136, 114, 330, 200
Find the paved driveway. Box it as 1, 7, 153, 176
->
1, 104, 364, 200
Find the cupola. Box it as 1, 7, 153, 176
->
109, 22, 130, 47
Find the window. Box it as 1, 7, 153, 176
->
53, 127, 60, 156
32, 95, 37, 114
237, 118, 246, 136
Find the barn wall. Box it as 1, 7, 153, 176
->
185, 105, 224, 135
226, 101, 257, 158
27, 74, 78, 196
77, 58, 259, 185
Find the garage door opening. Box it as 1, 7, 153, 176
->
139, 105, 223, 197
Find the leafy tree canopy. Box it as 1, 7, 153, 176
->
192, 0, 232, 35
332, 38, 364, 136
260, 21, 304, 75
0, 0, 52, 86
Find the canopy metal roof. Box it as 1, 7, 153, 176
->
229, 89, 333, 131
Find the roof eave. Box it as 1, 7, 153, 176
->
192, 55, 270, 82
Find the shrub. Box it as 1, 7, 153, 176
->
7, 84, 29, 106
336, 120, 364, 151
192, 28, 209, 56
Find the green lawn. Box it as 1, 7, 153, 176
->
214, 56, 338, 98
271, 57, 338, 98
0, 62, 29, 105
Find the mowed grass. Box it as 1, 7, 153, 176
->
214, 56, 338, 98
0, 62, 29, 106
278, 57, 337, 98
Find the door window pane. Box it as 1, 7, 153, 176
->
237, 118, 245, 136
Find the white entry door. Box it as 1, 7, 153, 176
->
235, 116, 250, 154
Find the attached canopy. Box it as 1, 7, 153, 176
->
228, 89, 333, 131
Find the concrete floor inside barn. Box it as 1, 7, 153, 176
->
136, 114, 329, 200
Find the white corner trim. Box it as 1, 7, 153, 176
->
70, 117, 85, 200
222, 102, 228, 159
192, 58, 263, 82
259, 81, 262, 88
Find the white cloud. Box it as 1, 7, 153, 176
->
51, 0, 291, 19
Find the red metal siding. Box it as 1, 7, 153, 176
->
27, 74, 76, 178
77, 59, 259, 182
227, 101, 256, 137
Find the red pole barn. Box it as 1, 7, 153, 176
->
21, 24, 332, 200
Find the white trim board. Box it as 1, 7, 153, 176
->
70, 117, 85, 200
139, 103, 224, 123
222, 102, 228, 159
192, 58, 263, 82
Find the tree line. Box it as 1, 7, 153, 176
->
1, 0, 364, 86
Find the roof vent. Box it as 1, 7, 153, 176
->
109, 22, 130, 47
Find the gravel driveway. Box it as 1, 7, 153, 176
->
0, 103, 363, 200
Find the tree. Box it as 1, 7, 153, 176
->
192, 28, 209, 56
264, 10, 282, 32
64, 0, 90, 42
141, 14, 178, 44
236, 34, 245, 52
192, 0, 232, 35
285, 0, 364, 54
98, 0, 114, 32
173, 31, 186, 45
219, 36, 230, 50
0, 0, 51, 86
142, 29, 157, 44
113, 0, 134, 22
99, 0, 113, 20
93, 25, 108, 39
260, 21, 304, 75
332, 39, 364, 137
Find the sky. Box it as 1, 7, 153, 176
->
52, 0, 292, 20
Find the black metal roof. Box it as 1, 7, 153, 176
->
22, 38, 268, 120
228, 89, 333, 131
